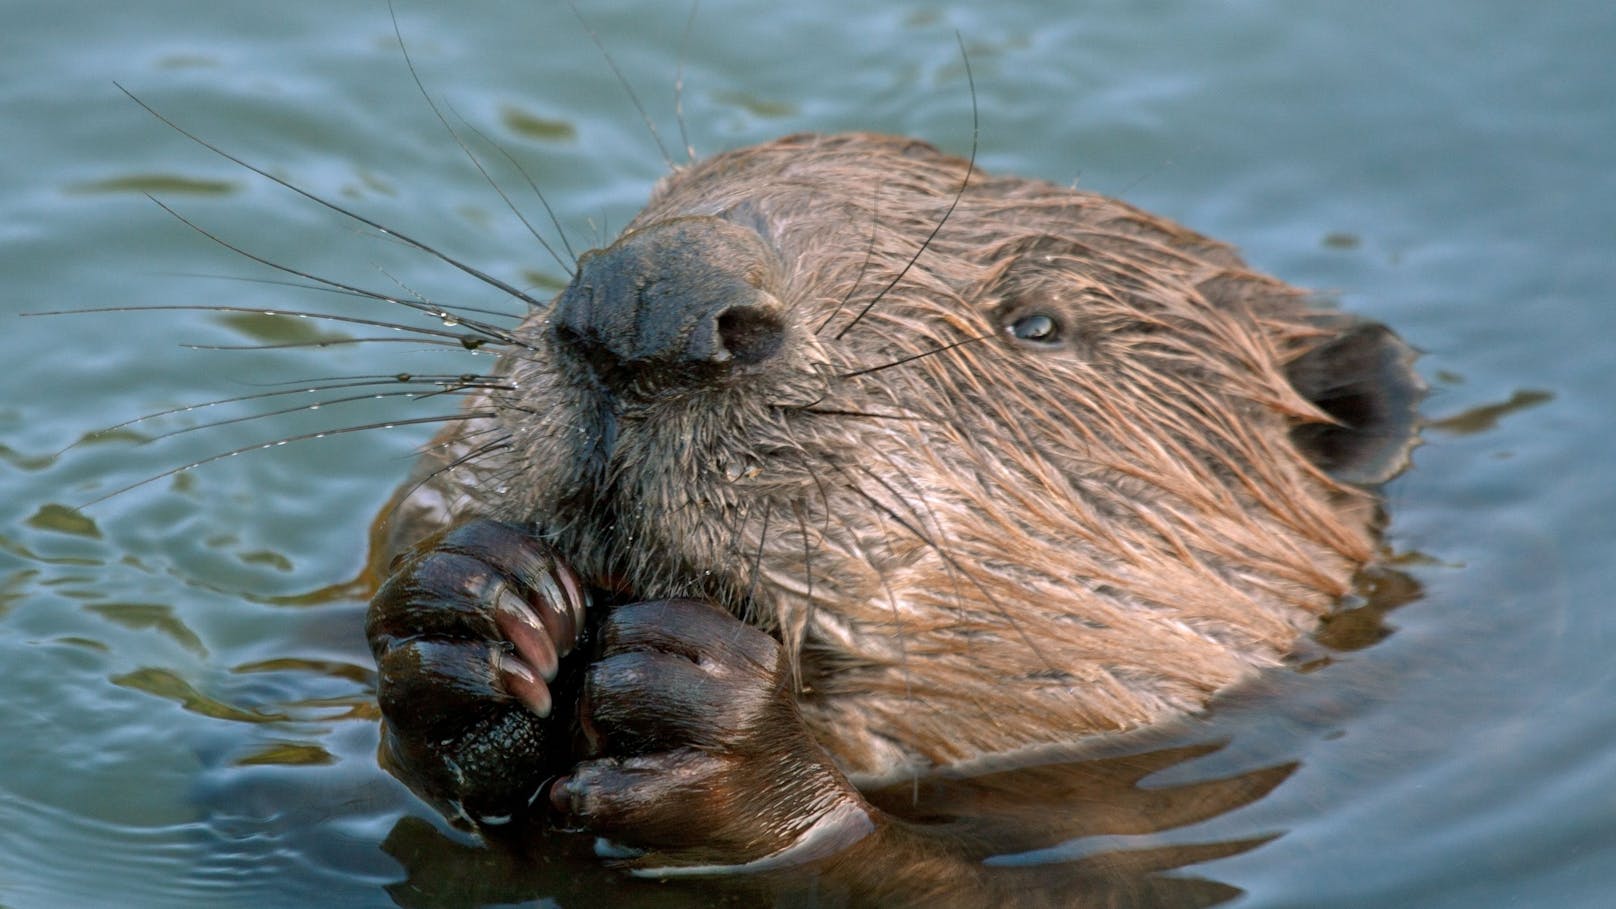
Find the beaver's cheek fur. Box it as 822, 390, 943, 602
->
366, 132, 1422, 864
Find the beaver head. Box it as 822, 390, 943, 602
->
392, 132, 1420, 776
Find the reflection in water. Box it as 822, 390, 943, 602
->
380, 816, 742, 909
856, 741, 1290, 907
373, 741, 1282, 908
1311, 562, 1427, 655
1426, 388, 1552, 437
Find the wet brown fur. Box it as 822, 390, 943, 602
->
383, 132, 1396, 779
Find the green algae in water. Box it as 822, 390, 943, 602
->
1428, 388, 1554, 436
0, 443, 57, 470
234, 741, 337, 767
710, 90, 797, 118
239, 550, 294, 572
26, 504, 101, 539
232, 657, 375, 686
85, 602, 207, 656
64, 174, 238, 196
111, 667, 289, 724
213, 311, 353, 346
499, 104, 577, 142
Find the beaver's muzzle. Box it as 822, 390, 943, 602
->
552, 217, 787, 395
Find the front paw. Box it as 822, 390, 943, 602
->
550, 599, 873, 870
366, 520, 590, 830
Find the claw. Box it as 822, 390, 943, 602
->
494, 588, 560, 680
495, 651, 553, 718
549, 773, 575, 814
552, 561, 591, 651
524, 569, 577, 657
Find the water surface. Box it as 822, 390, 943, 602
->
2, 0, 1612, 906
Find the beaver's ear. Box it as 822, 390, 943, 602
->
1286, 321, 1424, 486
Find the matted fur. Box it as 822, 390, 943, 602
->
386, 133, 1390, 777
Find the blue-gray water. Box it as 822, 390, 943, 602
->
2, 0, 1612, 906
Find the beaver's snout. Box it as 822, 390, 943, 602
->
552, 216, 787, 394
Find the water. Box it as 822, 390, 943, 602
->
2, 0, 1612, 905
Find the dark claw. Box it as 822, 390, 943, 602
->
581, 638, 772, 755
494, 588, 561, 682
370, 532, 868, 864
597, 598, 780, 667
558, 599, 872, 864
367, 520, 593, 829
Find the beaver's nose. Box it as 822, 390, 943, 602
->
551, 217, 786, 391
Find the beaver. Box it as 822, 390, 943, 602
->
364, 131, 1421, 889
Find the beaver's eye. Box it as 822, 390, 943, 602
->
1006, 311, 1064, 346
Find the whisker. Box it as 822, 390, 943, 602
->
793, 407, 919, 421
814, 181, 881, 335
562, 0, 675, 169
26, 304, 488, 342
136, 194, 529, 349
839, 333, 991, 380
240, 371, 496, 388
451, 116, 580, 271
158, 272, 525, 321
179, 337, 486, 352
380, 435, 516, 529
58, 374, 503, 455
137, 387, 488, 445
673, 1, 701, 164
718, 500, 756, 609
116, 83, 551, 312
387, 3, 576, 274
415, 418, 511, 456
785, 499, 817, 694
744, 501, 772, 611
832, 33, 977, 342
373, 264, 441, 316
79, 412, 495, 508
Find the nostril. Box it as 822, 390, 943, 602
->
551, 217, 789, 390
715, 305, 785, 366
552, 320, 584, 349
